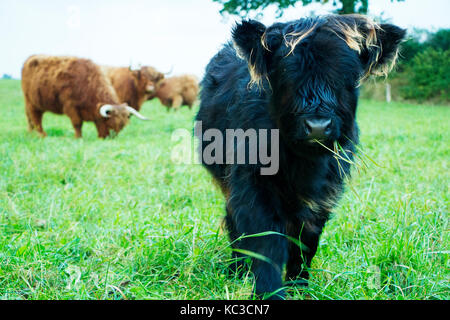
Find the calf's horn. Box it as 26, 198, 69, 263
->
126, 106, 150, 120
99, 104, 114, 118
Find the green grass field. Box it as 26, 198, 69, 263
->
0, 79, 448, 300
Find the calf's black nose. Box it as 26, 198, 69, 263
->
304, 118, 332, 140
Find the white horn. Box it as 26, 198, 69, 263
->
99, 104, 114, 118
163, 65, 174, 75
126, 106, 150, 121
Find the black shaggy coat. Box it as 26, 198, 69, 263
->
196, 14, 405, 299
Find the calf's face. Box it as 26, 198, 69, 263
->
232, 15, 405, 152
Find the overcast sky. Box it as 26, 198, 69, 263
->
1, 0, 449, 79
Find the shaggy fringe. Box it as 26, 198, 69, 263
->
242, 14, 401, 89
283, 22, 319, 57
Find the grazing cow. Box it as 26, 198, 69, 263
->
22, 55, 148, 138
155, 75, 199, 110
103, 66, 165, 111
196, 15, 405, 299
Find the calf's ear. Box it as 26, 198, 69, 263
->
332, 15, 406, 78
232, 20, 282, 86
364, 23, 407, 76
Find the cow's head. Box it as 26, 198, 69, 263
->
98, 103, 149, 137
232, 15, 406, 153
131, 66, 165, 99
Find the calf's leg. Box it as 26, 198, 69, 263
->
225, 207, 248, 278
285, 215, 326, 285
228, 179, 288, 300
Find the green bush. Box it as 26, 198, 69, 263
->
401, 48, 450, 102
396, 30, 428, 72
362, 28, 450, 103
428, 29, 450, 51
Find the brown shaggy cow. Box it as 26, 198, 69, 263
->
21, 55, 148, 138
103, 66, 164, 111
155, 75, 199, 110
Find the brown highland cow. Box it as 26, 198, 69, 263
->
155, 75, 199, 110
21, 55, 148, 138
103, 66, 164, 111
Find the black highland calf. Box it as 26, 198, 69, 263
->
196, 14, 405, 299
